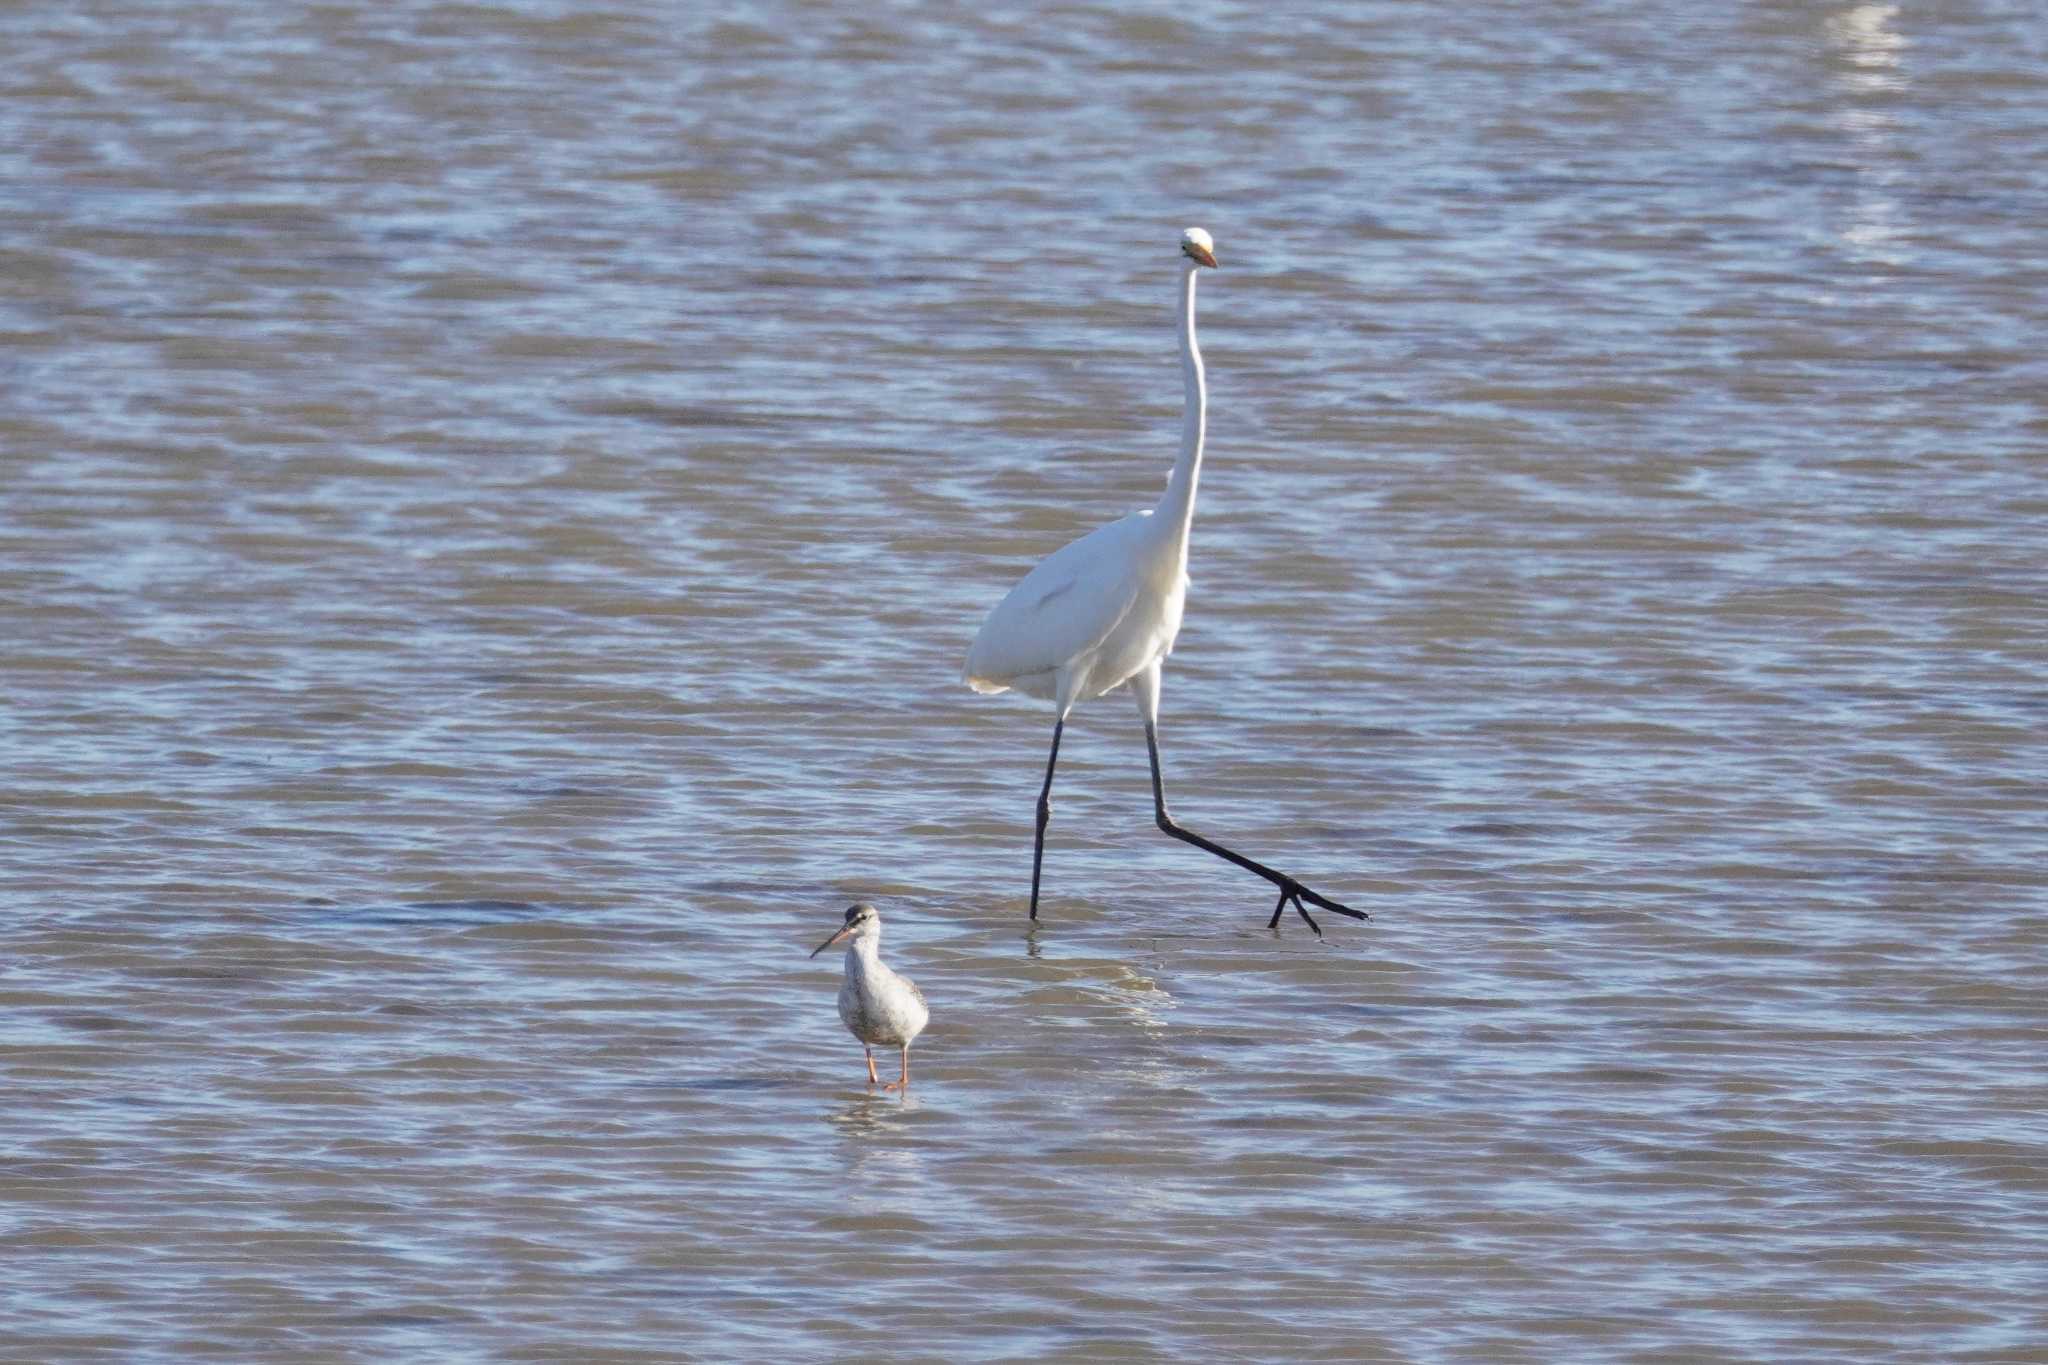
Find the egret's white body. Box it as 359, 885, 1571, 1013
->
964, 228, 1365, 934
964, 229, 1210, 719
810, 902, 928, 1089
964, 509, 1184, 711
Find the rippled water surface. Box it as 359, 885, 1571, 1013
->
4, 2, 2045, 1360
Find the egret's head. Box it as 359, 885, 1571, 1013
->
810, 901, 880, 958
1180, 227, 1218, 269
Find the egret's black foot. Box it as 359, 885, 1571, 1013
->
1267, 885, 1317, 936
1265, 878, 1367, 936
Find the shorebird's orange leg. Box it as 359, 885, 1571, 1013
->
864, 1048, 879, 1085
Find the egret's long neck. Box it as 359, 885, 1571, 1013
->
1156, 261, 1205, 543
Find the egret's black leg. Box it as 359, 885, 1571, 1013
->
1029, 719, 1065, 921
1144, 719, 1368, 930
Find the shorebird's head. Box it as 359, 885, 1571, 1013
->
809, 901, 880, 958
1180, 226, 1218, 269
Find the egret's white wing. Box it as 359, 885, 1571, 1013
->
964, 512, 1152, 693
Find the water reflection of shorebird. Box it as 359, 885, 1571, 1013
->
965, 227, 1368, 937
809, 902, 928, 1090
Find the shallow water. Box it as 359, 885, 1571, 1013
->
3, 1, 2045, 1360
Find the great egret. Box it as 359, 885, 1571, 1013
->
964, 227, 1366, 937
810, 902, 929, 1089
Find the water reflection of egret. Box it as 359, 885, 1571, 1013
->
1105, 963, 1176, 1037
1824, 3, 1906, 86
1821, 3, 1911, 267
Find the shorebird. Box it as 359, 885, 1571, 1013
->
809, 902, 929, 1090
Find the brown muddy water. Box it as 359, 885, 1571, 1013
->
2, 2, 2045, 1361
